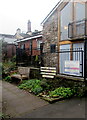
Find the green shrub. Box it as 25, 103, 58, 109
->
0, 113, 10, 118
4, 76, 12, 82
40, 79, 50, 90
31, 85, 43, 94
18, 79, 43, 95
72, 85, 86, 97
49, 87, 73, 98
3, 61, 16, 74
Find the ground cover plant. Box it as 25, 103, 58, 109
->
49, 87, 73, 98
18, 79, 44, 95
18, 78, 86, 103
0, 113, 10, 119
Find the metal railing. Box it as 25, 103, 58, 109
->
16, 47, 86, 78
43, 48, 84, 77
16, 48, 41, 67
58, 49, 84, 77
68, 19, 87, 39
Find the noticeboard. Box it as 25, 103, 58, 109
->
64, 61, 80, 76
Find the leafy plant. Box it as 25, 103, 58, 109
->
4, 75, 12, 82
18, 79, 43, 95
2, 61, 16, 74
49, 87, 73, 98
0, 113, 10, 118
72, 85, 86, 97
40, 79, 50, 90
31, 85, 43, 94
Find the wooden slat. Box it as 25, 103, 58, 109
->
41, 69, 56, 73
41, 67, 56, 70
40, 67, 56, 78
42, 75, 54, 78
41, 72, 56, 76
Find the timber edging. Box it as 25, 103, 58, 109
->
56, 74, 85, 82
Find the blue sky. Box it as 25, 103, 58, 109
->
0, 0, 59, 35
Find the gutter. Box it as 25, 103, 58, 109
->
16, 35, 42, 43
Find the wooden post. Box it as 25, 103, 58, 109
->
57, 11, 61, 74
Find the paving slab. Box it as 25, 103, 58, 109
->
21, 98, 86, 118
2, 81, 48, 118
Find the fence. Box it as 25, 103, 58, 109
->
16, 47, 87, 78
59, 48, 84, 77
16, 48, 42, 67
42, 48, 84, 78
84, 41, 87, 79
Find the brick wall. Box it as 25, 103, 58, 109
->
18, 37, 42, 56
7, 44, 16, 58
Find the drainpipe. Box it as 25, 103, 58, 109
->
30, 40, 32, 65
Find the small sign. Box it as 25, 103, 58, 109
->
64, 61, 80, 76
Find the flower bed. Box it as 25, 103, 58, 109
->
17, 79, 86, 103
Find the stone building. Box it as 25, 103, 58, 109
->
42, 4, 59, 68
41, 0, 87, 77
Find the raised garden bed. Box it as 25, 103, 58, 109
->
17, 79, 85, 103
37, 94, 64, 103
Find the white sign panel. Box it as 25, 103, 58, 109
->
64, 61, 80, 76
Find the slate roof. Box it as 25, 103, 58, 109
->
16, 31, 42, 43
0, 34, 16, 44
0, 34, 15, 38
19, 33, 30, 38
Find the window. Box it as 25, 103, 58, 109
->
60, 2, 72, 40
37, 40, 42, 50
60, 44, 70, 74
29, 41, 32, 51
50, 44, 56, 53
21, 44, 25, 50
75, 2, 85, 21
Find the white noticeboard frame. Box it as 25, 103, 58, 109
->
64, 61, 80, 76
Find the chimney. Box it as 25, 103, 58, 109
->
27, 20, 31, 32
16, 28, 21, 34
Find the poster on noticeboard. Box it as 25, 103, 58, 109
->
64, 61, 80, 76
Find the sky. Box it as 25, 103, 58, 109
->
0, 0, 59, 35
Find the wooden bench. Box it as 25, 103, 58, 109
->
40, 67, 56, 78
11, 67, 30, 82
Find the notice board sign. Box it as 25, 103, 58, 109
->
64, 61, 80, 76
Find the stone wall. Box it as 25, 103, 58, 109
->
42, 9, 58, 68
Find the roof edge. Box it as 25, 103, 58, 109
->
16, 34, 42, 43
41, 0, 63, 25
